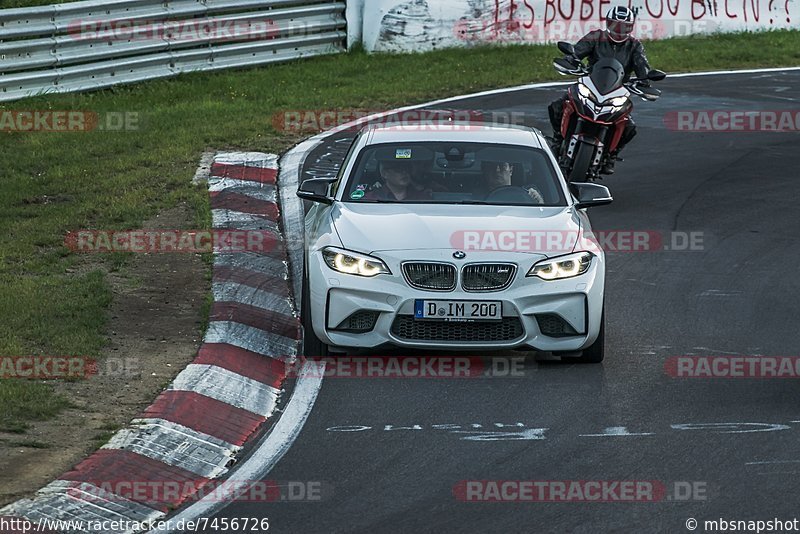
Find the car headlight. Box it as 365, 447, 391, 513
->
577, 83, 594, 101
603, 96, 628, 107
527, 252, 594, 280
322, 247, 391, 277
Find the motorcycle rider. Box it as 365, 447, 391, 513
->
548, 6, 653, 174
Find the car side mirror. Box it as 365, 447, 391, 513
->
571, 182, 613, 209
647, 69, 667, 81
557, 41, 575, 56
297, 178, 335, 204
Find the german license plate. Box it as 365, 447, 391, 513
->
414, 300, 502, 322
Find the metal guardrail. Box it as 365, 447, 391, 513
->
0, 0, 347, 102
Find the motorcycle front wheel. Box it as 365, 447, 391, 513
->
568, 141, 595, 183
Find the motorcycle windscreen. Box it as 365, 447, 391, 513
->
589, 58, 625, 96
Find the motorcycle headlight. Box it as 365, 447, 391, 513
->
577, 83, 594, 101
527, 252, 594, 280
322, 247, 391, 277
603, 96, 628, 107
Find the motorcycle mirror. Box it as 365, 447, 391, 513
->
647, 69, 667, 81
639, 86, 662, 101
554, 57, 581, 74
557, 41, 575, 56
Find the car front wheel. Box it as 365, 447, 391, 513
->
301, 272, 328, 358
577, 310, 605, 363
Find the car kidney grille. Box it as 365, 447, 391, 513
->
391, 315, 524, 342
461, 263, 516, 291
402, 262, 457, 291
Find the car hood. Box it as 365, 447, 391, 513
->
330, 203, 583, 257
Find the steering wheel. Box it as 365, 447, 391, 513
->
483, 186, 537, 204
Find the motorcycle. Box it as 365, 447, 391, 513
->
551, 41, 666, 182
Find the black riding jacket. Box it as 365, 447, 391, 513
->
573, 30, 651, 81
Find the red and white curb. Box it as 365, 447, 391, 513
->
1, 152, 300, 533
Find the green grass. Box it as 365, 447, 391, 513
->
0, 30, 799, 434
0, 381, 70, 433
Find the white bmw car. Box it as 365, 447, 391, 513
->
298, 122, 612, 362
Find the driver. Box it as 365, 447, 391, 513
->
477, 161, 544, 203
548, 6, 653, 174
364, 160, 431, 201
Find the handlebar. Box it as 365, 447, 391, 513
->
553, 56, 663, 101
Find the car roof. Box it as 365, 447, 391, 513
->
362, 121, 547, 149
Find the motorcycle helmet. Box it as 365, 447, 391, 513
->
606, 6, 635, 43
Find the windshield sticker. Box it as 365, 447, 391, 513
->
350, 189, 366, 200
396, 149, 412, 159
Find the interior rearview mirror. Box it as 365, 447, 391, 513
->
570, 182, 613, 209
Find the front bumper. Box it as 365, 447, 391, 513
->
307, 249, 605, 352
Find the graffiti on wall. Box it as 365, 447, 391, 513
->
364, 0, 796, 51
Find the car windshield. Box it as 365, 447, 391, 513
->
342, 142, 567, 206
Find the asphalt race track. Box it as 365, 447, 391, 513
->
210, 71, 800, 533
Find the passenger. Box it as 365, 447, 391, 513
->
364, 160, 431, 201
477, 161, 545, 204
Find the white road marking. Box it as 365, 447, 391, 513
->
690, 347, 745, 355
698, 290, 743, 297
325, 420, 800, 440
453, 428, 548, 441
671, 422, 791, 433
580, 426, 655, 437
746, 460, 800, 465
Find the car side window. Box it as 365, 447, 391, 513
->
330, 134, 361, 199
